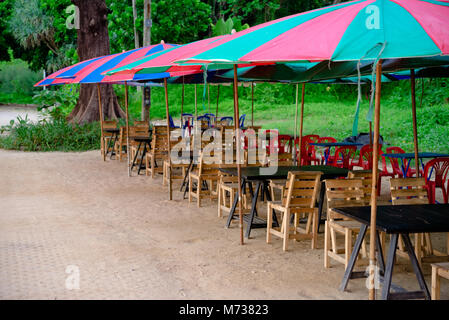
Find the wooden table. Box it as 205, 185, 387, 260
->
334, 204, 449, 300
219, 165, 349, 238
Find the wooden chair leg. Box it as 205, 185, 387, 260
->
431, 265, 440, 300
311, 209, 318, 250
197, 178, 201, 208
145, 156, 150, 176
266, 204, 273, 244
188, 175, 193, 203
217, 185, 222, 218
415, 233, 422, 267
282, 209, 290, 252
345, 229, 352, 269
330, 224, 338, 254
324, 221, 330, 268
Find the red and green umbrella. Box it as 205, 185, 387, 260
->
177, 0, 449, 65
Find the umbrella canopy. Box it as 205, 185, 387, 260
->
35, 43, 179, 87
217, 57, 449, 83
177, 0, 449, 65
104, 35, 269, 79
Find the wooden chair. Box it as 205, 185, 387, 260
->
266, 171, 322, 251
217, 170, 251, 219
390, 178, 448, 265
324, 179, 368, 269
162, 135, 188, 186
189, 151, 222, 207
101, 120, 117, 157
114, 126, 128, 162
145, 126, 169, 178
431, 262, 449, 300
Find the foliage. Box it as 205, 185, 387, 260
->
0, 58, 42, 98
0, 115, 101, 152
152, 0, 212, 44
211, 16, 249, 37
32, 85, 79, 118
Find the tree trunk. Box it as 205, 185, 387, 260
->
68, 0, 124, 124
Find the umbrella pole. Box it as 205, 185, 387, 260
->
251, 82, 254, 127
369, 60, 383, 301
180, 81, 185, 131
215, 85, 220, 120
97, 84, 105, 161
125, 82, 131, 177
164, 78, 173, 200
293, 84, 299, 165
369, 122, 373, 146
411, 69, 420, 177
233, 65, 244, 246
297, 83, 306, 166
208, 84, 211, 114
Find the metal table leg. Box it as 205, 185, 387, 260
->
226, 179, 245, 228
131, 141, 143, 172
137, 142, 148, 175
245, 182, 262, 238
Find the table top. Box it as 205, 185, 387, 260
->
333, 204, 449, 234
311, 142, 363, 148
219, 165, 349, 181
382, 152, 449, 159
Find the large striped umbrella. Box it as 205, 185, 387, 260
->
34, 43, 179, 87
178, 0, 449, 65
172, 0, 449, 299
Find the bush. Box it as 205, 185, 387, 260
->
0, 59, 42, 100
0, 115, 101, 152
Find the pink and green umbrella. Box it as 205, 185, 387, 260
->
177, 0, 449, 65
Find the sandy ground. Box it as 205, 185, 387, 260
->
0, 149, 448, 300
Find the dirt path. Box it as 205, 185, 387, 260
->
0, 150, 447, 300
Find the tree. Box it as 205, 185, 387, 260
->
68, 0, 124, 124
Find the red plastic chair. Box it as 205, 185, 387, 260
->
262, 129, 279, 155
327, 145, 358, 169
424, 157, 449, 204
384, 146, 421, 178
293, 136, 318, 165
350, 144, 383, 170
269, 135, 292, 154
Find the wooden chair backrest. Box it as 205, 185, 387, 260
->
390, 178, 428, 205
348, 170, 375, 205
151, 126, 181, 155
134, 120, 149, 127
102, 120, 117, 129
118, 126, 127, 143
283, 171, 322, 209
325, 179, 365, 220
198, 151, 223, 176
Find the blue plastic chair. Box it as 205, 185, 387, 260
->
197, 115, 211, 127
169, 115, 180, 128
239, 114, 246, 128
181, 113, 193, 129
220, 116, 233, 126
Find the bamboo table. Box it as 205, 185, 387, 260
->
335, 204, 449, 300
